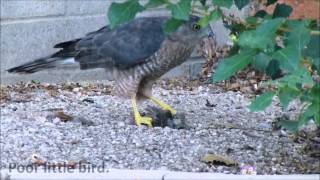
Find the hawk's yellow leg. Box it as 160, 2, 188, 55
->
131, 95, 153, 127
148, 96, 177, 115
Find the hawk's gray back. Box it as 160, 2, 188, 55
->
73, 17, 167, 70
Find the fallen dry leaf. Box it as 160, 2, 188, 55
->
0, 86, 11, 104
55, 111, 74, 122
30, 154, 46, 166
199, 36, 270, 95
201, 154, 238, 166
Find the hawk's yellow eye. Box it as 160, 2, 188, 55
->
192, 24, 201, 31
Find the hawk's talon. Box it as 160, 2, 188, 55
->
135, 115, 153, 127
132, 95, 153, 127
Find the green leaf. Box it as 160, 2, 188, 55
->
309, 19, 318, 29
252, 52, 271, 72
310, 86, 320, 127
304, 27, 320, 60
305, 38, 320, 60
249, 92, 276, 112
266, 0, 278, 6
164, 18, 185, 34
272, 46, 300, 72
278, 119, 299, 132
212, 0, 233, 8
145, 0, 168, 8
255, 10, 268, 18
238, 18, 284, 50
253, 17, 284, 36
198, 9, 222, 27
298, 102, 320, 128
300, 87, 320, 126
246, 17, 258, 26
234, 0, 250, 10
238, 31, 269, 50
212, 49, 256, 82
108, 0, 144, 28
278, 85, 300, 109
312, 58, 320, 73
310, 83, 320, 104
302, 84, 320, 104
168, 0, 192, 20
287, 20, 311, 51
266, 59, 282, 79
228, 44, 240, 56
277, 67, 314, 90
304, 25, 320, 73
273, 3, 293, 18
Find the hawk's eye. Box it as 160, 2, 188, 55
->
192, 24, 201, 31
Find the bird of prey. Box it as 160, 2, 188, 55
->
7, 16, 210, 127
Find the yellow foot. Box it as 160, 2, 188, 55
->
132, 95, 153, 127
135, 115, 153, 127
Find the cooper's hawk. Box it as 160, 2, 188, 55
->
7, 16, 210, 127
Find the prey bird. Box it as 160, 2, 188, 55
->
7, 16, 211, 127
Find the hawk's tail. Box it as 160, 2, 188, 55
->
7, 56, 76, 74
7, 39, 80, 74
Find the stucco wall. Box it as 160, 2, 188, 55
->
0, 0, 249, 84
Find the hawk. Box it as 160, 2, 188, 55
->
7, 16, 210, 127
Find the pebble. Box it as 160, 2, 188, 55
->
72, 88, 80, 92
0, 83, 318, 175
74, 116, 95, 126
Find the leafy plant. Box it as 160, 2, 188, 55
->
107, 0, 320, 131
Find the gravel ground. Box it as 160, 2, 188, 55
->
0, 81, 319, 174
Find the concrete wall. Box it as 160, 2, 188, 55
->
0, 0, 249, 84
1, 0, 112, 84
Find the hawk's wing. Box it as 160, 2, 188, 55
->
56, 17, 167, 70
7, 17, 167, 74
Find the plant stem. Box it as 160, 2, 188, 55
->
311, 30, 320, 36
280, 27, 320, 36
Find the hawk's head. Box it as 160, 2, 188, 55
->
171, 16, 212, 43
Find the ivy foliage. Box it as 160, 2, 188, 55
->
108, 0, 320, 131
